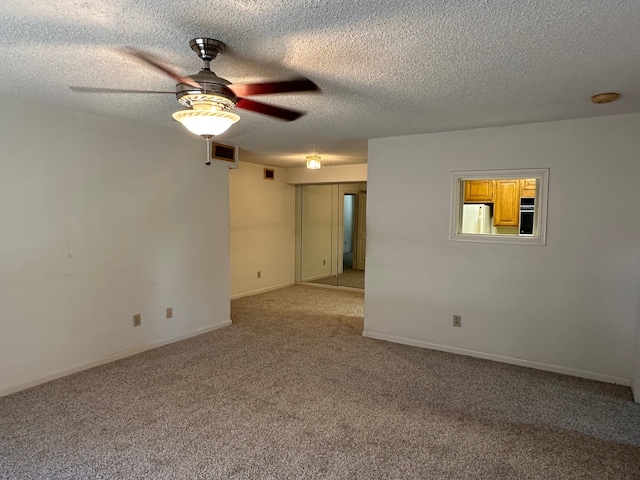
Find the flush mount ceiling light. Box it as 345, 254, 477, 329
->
306, 155, 321, 170
591, 92, 620, 104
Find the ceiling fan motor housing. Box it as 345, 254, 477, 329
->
176, 69, 238, 111
177, 39, 237, 111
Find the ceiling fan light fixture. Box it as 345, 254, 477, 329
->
306, 155, 321, 170
172, 109, 240, 136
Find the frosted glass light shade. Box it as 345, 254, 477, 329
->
306, 155, 321, 169
172, 110, 240, 136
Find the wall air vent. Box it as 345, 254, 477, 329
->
212, 142, 236, 162
264, 168, 275, 180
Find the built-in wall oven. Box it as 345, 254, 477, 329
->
519, 198, 535, 235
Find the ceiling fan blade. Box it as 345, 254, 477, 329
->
70, 86, 175, 94
120, 47, 201, 89
229, 78, 319, 97
235, 98, 304, 121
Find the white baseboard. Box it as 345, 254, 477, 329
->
0, 320, 232, 398
362, 330, 631, 387
231, 281, 295, 300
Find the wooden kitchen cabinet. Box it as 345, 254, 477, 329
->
520, 178, 536, 198
464, 180, 494, 203
493, 179, 520, 227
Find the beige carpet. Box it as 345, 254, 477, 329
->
1, 285, 639, 479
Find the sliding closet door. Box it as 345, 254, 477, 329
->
297, 182, 366, 289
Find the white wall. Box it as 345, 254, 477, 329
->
229, 161, 295, 298
0, 95, 231, 396
365, 114, 640, 387
286, 163, 367, 184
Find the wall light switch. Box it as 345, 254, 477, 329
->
166, 307, 173, 319
133, 314, 141, 327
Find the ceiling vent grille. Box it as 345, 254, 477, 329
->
212, 142, 236, 162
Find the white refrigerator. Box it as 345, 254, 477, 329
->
461, 204, 492, 234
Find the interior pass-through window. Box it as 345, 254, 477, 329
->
449, 168, 549, 245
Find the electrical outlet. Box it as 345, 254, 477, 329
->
133, 314, 141, 327
166, 307, 173, 319
257, 271, 261, 279
453, 315, 462, 327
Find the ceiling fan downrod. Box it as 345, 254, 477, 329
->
204, 135, 213, 166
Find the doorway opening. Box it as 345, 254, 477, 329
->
343, 194, 356, 269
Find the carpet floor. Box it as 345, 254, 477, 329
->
1, 285, 639, 479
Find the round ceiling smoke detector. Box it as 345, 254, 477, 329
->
591, 92, 620, 104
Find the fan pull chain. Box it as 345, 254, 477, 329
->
204, 135, 212, 165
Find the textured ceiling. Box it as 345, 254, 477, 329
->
1, 0, 639, 168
